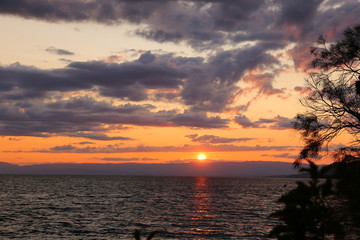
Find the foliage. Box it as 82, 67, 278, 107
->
269, 161, 343, 240
271, 25, 360, 240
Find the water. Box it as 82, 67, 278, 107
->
0, 175, 297, 239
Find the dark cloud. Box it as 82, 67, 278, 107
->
67, 59, 183, 89
0, 0, 358, 52
186, 134, 254, 144
266, 116, 294, 130
137, 51, 156, 64
131, 0, 280, 50
46, 47, 74, 56
50, 145, 76, 151
171, 111, 229, 129
65, 59, 184, 102
46, 97, 156, 114
135, 29, 183, 44
181, 44, 281, 112
0, 63, 92, 98
312, 0, 360, 41
74, 142, 95, 145
0, 53, 184, 102
0, 51, 198, 108
0, 0, 137, 24
209, 0, 266, 31
234, 115, 259, 128
65, 132, 133, 141
99, 83, 148, 101
234, 115, 294, 129
0, 95, 229, 138
277, 0, 323, 26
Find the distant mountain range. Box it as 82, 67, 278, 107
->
0, 161, 304, 177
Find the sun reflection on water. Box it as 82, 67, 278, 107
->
183, 176, 222, 239
193, 176, 211, 216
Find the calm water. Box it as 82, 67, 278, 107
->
0, 175, 297, 239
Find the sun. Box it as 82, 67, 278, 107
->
197, 153, 207, 161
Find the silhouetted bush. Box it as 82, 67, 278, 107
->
133, 229, 159, 240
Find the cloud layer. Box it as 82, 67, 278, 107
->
0, 0, 359, 146
9, 143, 296, 154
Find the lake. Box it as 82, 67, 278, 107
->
0, 175, 297, 239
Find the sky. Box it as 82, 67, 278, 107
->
0, 0, 359, 166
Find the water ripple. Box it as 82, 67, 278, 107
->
0, 175, 296, 239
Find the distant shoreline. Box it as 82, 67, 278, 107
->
0, 161, 304, 177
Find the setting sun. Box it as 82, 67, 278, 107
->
197, 153, 207, 161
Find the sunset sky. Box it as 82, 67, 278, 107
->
0, 0, 359, 165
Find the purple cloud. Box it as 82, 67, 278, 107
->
26, 143, 296, 153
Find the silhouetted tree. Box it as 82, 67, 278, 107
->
270, 25, 360, 239
294, 25, 360, 163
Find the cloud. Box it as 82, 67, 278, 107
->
0, 1, 354, 58
261, 153, 299, 159
8, 137, 21, 141
74, 142, 95, 145
59, 58, 72, 63
186, 134, 254, 144
99, 157, 140, 161
234, 115, 260, 128
0, 0, 359, 143
0, 0, 128, 24
0, 95, 229, 138
181, 44, 282, 112
277, 0, 323, 26
0, 0, 356, 116
46, 47, 74, 56
258, 116, 294, 130
27, 143, 296, 153
0, 53, 185, 101
242, 71, 284, 96
171, 111, 229, 128
286, 45, 314, 71
1, 1, 358, 51
234, 115, 294, 129
294, 86, 312, 95
135, 29, 183, 44
50, 145, 76, 151
101, 55, 123, 63
65, 132, 133, 141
